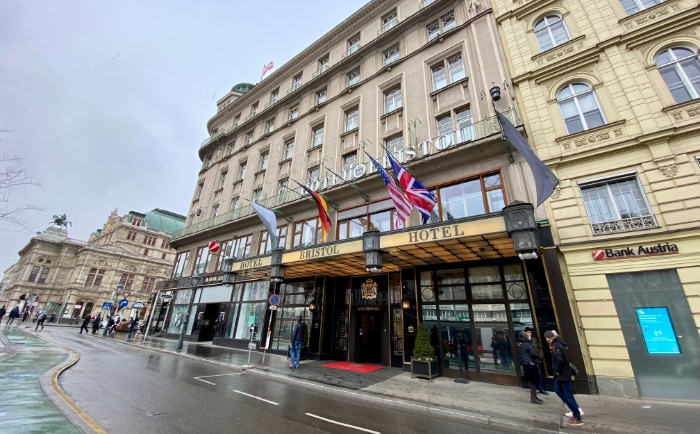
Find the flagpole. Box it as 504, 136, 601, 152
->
260, 64, 265, 83
323, 165, 370, 202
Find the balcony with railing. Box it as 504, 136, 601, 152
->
342, 43, 362, 59
312, 65, 330, 78
420, 0, 436, 9
287, 83, 303, 95
590, 216, 658, 235
378, 18, 399, 36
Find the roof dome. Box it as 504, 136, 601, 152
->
143, 209, 186, 235
231, 83, 255, 94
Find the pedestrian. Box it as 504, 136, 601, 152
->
0, 305, 6, 323
21, 309, 30, 323
6, 306, 20, 326
289, 316, 306, 369
490, 337, 498, 365
544, 330, 583, 426
127, 316, 138, 340
35, 311, 48, 331
525, 327, 549, 394
79, 316, 91, 334
517, 331, 544, 405
91, 313, 102, 334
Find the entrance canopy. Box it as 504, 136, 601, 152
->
229, 214, 516, 280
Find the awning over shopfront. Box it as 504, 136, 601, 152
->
229, 214, 514, 280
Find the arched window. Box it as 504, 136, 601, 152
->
534, 14, 570, 52
620, 0, 660, 16
557, 83, 606, 134
655, 47, 700, 104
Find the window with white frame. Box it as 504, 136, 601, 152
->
534, 14, 570, 52
218, 170, 227, 190
431, 54, 465, 91
270, 89, 279, 104
232, 114, 240, 129
259, 226, 288, 255
308, 166, 319, 182
317, 55, 330, 75
436, 106, 473, 146
244, 131, 253, 146
384, 85, 402, 113
316, 88, 327, 105
237, 161, 247, 181
343, 152, 357, 169
384, 45, 400, 66
193, 247, 211, 275
311, 125, 324, 148
557, 83, 606, 134
345, 106, 359, 132
292, 73, 303, 90
579, 174, 656, 235
655, 47, 700, 104
250, 102, 258, 117
456, 108, 474, 142
289, 105, 299, 121
194, 181, 204, 200
427, 12, 457, 42
226, 142, 234, 155
265, 119, 274, 134
283, 139, 295, 160
347, 68, 360, 87
620, 0, 660, 15
252, 188, 262, 202
231, 234, 252, 259
230, 196, 240, 211
385, 134, 403, 153
381, 10, 398, 34
293, 217, 322, 247
173, 251, 189, 278
259, 150, 269, 171
211, 203, 219, 218
347, 34, 361, 56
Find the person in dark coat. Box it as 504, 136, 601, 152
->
6, 306, 20, 326
35, 311, 48, 331
91, 313, 102, 334
0, 305, 6, 323
544, 331, 583, 426
127, 317, 138, 340
106, 316, 115, 335
79, 316, 91, 334
289, 316, 306, 369
525, 327, 548, 394
518, 331, 543, 405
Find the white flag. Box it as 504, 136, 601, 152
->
251, 201, 278, 250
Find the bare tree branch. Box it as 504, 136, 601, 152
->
0, 129, 43, 229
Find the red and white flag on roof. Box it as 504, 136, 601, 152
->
261, 61, 274, 79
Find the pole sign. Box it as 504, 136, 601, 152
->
132, 301, 145, 309
118, 299, 129, 309
102, 301, 114, 310
209, 240, 220, 253
123, 291, 131, 299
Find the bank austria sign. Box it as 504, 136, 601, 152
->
592, 242, 679, 261
305, 132, 459, 192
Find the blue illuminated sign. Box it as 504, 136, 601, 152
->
635, 307, 680, 355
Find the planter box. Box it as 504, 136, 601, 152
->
411, 358, 439, 381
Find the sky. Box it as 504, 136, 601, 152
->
0, 0, 369, 278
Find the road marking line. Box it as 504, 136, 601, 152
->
305, 413, 380, 434
193, 373, 242, 385
233, 390, 279, 405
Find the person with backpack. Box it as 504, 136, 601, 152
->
35, 311, 48, 331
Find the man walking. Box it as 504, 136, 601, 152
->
525, 327, 548, 394
91, 313, 102, 334
544, 330, 583, 426
79, 316, 91, 334
127, 316, 138, 340
0, 305, 6, 324
35, 311, 48, 331
6, 306, 20, 326
289, 316, 306, 369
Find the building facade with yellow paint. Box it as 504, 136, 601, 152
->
493, 0, 700, 399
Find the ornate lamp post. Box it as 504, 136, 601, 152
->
363, 228, 383, 273
503, 201, 540, 260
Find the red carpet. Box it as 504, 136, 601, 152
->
321, 362, 384, 373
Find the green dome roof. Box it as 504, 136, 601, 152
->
144, 209, 186, 235
231, 83, 255, 94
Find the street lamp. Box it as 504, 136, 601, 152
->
363, 228, 383, 273
103, 283, 124, 336
503, 201, 540, 260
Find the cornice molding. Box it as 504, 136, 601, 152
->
622, 4, 699, 49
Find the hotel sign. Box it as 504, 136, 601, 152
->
592, 243, 679, 261
381, 217, 506, 249
230, 256, 271, 272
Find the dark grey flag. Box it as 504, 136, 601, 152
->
496, 111, 559, 207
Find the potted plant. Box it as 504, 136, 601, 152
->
411, 323, 438, 380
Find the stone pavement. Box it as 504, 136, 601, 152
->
14, 322, 700, 433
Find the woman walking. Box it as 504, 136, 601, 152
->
518, 331, 544, 405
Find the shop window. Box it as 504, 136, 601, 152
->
232, 281, 269, 339
270, 280, 314, 350
579, 174, 657, 235
434, 172, 505, 221
557, 83, 606, 135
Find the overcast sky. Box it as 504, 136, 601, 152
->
0, 0, 369, 278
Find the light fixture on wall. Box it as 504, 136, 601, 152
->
489, 82, 502, 101
503, 201, 540, 260
309, 299, 317, 312
363, 228, 383, 273
401, 298, 411, 310
270, 247, 286, 283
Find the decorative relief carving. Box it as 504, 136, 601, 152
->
560, 127, 623, 151
550, 187, 562, 201
659, 164, 678, 178
669, 104, 700, 121
623, 3, 677, 30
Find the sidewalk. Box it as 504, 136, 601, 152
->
82, 327, 698, 434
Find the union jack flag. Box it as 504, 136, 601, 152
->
367, 154, 412, 223
386, 152, 436, 224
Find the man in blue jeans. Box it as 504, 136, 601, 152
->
289, 316, 306, 369
544, 330, 583, 426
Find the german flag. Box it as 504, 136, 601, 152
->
295, 181, 331, 241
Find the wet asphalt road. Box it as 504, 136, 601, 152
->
48, 328, 509, 434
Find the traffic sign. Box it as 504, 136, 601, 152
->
118, 299, 129, 309
208, 240, 220, 253
248, 343, 257, 350
269, 305, 277, 311
123, 291, 131, 299
132, 301, 145, 309
268, 294, 280, 306
102, 301, 114, 310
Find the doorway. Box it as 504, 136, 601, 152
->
356, 310, 383, 363
607, 269, 700, 400
197, 303, 221, 341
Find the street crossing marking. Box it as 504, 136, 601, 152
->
305, 413, 380, 434
193, 373, 242, 385
234, 390, 279, 406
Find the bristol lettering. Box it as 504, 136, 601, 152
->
299, 245, 340, 260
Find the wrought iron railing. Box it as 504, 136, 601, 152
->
591, 216, 658, 235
